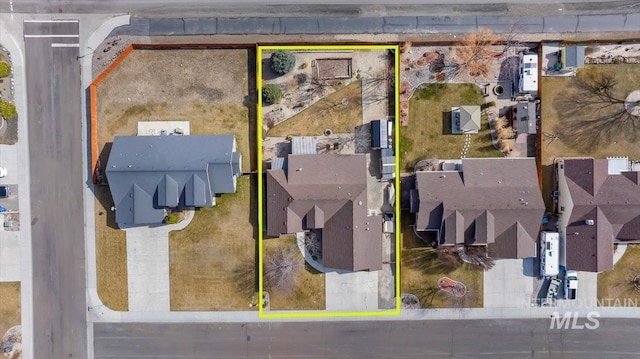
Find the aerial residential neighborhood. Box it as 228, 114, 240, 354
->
1, 1, 640, 358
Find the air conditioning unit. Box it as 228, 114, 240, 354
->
585, 219, 595, 226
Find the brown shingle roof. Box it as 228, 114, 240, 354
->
413, 158, 545, 259
266, 154, 382, 271
561, 158, 640, 272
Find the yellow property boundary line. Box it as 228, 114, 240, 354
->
257, 44, 401, 319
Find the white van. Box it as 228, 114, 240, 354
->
540, 231, 559, 277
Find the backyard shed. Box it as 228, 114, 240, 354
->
371, 119, 392, 149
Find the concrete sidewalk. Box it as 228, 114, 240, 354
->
0, 16, 34, 358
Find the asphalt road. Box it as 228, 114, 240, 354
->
94, 319, 640, 358
3, 0, 640, 17
106, 13, 640, 36
24, 20, 87, 359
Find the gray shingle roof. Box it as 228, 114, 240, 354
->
561, 158, 640, 272
513, 102, 537, 135
413, 158, 545, 259
106, 135, 241, 227
266, 154, 382, 271
460, 106, 481, 131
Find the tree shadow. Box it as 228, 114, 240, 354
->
368, 148, 381, 179
261, 58, 280, 81
403, 248, 459, 276
94, 185, 120, 230
354, 123, 371, 154
246, 48, 258, 172
249, 173, 260, 296
541, 164, 555, 213
498, 56, 518, 82
442, 110, 452, 135
552, 69, 640, 151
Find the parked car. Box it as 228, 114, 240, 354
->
0, 167, 7, 178
0, 186, 10, 198
565, 270, 578, 300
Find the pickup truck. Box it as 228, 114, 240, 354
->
565, 270, 578, 300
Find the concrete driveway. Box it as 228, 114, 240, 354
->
484, 259, 534, 308
125, 210, 194, 312
325, 271, 379, 312
126, 226, 171, 312
0, 144, 20, 282
0, 230, 20, 281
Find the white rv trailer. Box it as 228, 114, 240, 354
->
540, 231, 559, 277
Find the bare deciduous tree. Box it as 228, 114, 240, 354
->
555, 69, 640, 150
462, 246, 496, 271
436, 247, 463, 270
452, 28, 501, 80
304, 231, 322, 260
264, 245, 303, 295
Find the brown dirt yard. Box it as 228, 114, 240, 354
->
540, 64, 640, 211
0, 282, 20, 342
263, 235, 326, 311
598, 245, 640, 306
170, 175, 257, 311
94, 186, 128, 311
94, 48, 256, 311
267, 80, 362, 137
96, 48, 255, 172
400, 214, 483, 309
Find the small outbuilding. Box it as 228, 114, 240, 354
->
451, 106, 481, 134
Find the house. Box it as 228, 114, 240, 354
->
266, 152, 382, 272
555, 157, 640, 272
451, 106, 481, 134
410, 158, 545, 258
106, 135, 242, 228
518, 53, 538, 93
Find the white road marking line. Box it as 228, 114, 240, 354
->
24, 19, 79, 23
24, 34, 79, 38
51, 43, 80, 48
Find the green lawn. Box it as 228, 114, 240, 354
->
401, 83, 501, 172
598, 244, 640, 306
400, 213, 483, 308
267, 80, 362, 137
